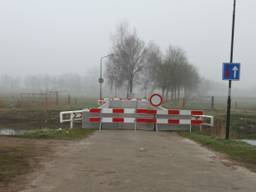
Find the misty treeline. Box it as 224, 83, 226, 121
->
0, 72, 99, 96
0, 23, 214, 99
105, 23, 200, 100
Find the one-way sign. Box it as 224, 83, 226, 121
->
223, 63, 241, 80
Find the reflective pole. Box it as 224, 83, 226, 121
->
226, 0, 237, 140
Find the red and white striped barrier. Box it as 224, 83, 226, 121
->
88, 117, 202, 125
156, 119, 203, 125
86, 108, 209, 131
90, 108, 135, 114
89, 108, 203, 116
89, 117, 135, 123
60, 107, 213, 131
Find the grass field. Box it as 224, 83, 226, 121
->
164, 96, 256, 139
0, 95, 98, 110
164, 96, 256, 110
0, 96, 98, 129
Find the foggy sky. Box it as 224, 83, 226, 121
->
0, 0, 255, 89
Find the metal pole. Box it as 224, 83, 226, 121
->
100, 58, 103, 100
99, 53, 113, 101
226, 0, 237, 140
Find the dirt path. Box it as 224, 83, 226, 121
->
21, 131, 256, 192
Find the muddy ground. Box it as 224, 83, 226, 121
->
0, 137, 71, 192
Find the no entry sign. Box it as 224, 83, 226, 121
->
149, 94, 163, 107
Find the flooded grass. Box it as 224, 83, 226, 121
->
0, 128, 26, 136
17, 128, 96, 140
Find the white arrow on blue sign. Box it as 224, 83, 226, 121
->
222, 63, 241, 81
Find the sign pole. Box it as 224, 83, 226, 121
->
100, 58, 103, 100
226, 0, 237, 140
99, 53, 113, 101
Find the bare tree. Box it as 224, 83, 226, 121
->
105, 60, 124, 96
145, 43, 166, 95
109, 23, 147, 98
165, 46, 188, 100
144, 45, 200, 101
182, 64, 200, 99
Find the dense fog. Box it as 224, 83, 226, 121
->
0, 0, 256, 98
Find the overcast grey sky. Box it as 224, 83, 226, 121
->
0, 0, 255, 88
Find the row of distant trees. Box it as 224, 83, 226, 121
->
0, 73, 99, 96
105, 23, 200, 100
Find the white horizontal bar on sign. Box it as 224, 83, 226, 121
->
100, 117, 135, 123
124, 118, 135, 123
179, 119, 191, 125
124, 108, 135, 114
101, 108, 113, 114
157, 119, 168, 124
179, 110, 191, 116
157, 110, 168, 115
101, 117, 112, 123
61, 109, 88, 114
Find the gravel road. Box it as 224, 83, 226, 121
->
21, 131, 256, 192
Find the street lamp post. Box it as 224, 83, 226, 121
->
226, 0, 237, 140
99, 53, 114, 100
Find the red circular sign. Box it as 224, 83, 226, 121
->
149, 94, 163, 107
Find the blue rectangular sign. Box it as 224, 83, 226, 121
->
222, 63, 240, 80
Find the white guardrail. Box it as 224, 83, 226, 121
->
60, 109, 88, 128
197, 115, 214, 131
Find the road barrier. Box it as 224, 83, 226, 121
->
60, 97, 214, 131
83, 108, 213, 131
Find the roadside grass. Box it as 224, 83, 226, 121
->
17, 128, 96, 140
179, 132, 256, 171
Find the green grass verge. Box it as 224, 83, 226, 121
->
17, 128, 96, 140
179, 132, 256, 171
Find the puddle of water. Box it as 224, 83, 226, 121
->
0, 129, 27, 136
242, 140, 256, 146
